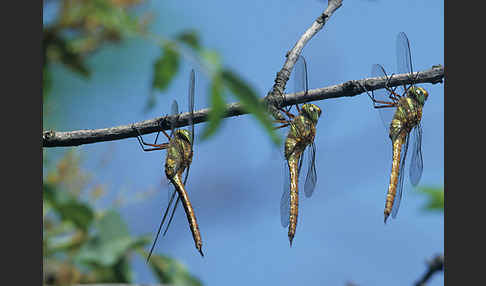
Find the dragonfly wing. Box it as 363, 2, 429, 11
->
294, 55, 308, 95
147, 188, 178, 261
280, 160, 291, 228
163, 194, 180, 236
371, 64, 396, 129
170, 100, 179, 137
396, 32, 414, 95
188, 69, 195, 145
409, 124, 423, 186
285, 55, 308, 113
183, 69, 196, 186
304, 143, 317, 198
391, 133, 410, 218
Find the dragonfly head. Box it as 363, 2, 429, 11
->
408, 86, 429, 106
175, 129, 193, 144
301, 103, 322, 123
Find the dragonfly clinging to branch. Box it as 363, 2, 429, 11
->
134, 69, 204, 260
276, 55, 322, 246
366, 32, 428, 223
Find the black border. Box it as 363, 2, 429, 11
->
445, 0, 484, 284
4, 0, 42, 285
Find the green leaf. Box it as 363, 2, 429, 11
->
112, 255, 133, 283
97, 210, 131, 239
201, 74, 226, 139
201, 49, 222, 71
146, 253, 202, 286
43, 183, 94, 231
152, 44, 180, 93
74, 210, 136, 266
221, 69, 280, 145
418, 186, 444, 212
177, 30, 200, 51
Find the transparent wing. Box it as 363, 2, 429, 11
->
303, 143, 317, 198
371, 64, 396, 129
170, 100, 179, 137
396, 32, 413, 76
163, 194, 180, 236
396, 32, 414, 96
280, 160, 291, 228
188, 69, 195, 145
183, 69, 196, 186
409, 124, 423, 186
147, 188, 178, 261
391, 134, 410, 218
294, 54, 308, 96
285, 54, 308, 113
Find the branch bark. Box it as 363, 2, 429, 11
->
414, 254, 444, 286
42, 65, 443, 147
264, 0, 343, 120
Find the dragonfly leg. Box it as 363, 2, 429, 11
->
372, 99, 395, 105
132, 125, 169, 152
383, 73, 401, 100
278, 107, 295, 120
152, 118, 172, 144
374, 104, 395, 109
357, 81, 376, 102
274, 123, 291, 130
368, 95, 397, 109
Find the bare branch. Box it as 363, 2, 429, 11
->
42, 65, 443, 148
415, 254, 444, 286
264, 0, 343, 120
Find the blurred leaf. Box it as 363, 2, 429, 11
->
146, 253, 202, 286
201, 49, 222, 71
221, 69, 280, 145
112, 255, 133, 282
201, 74, 226, 139
74, 210, 136, 266
177, 29, 200, 51
418, 186, 444, 212
60, 0, 139, 37
152, 44, 180, 93
48, 34, 91, 77
98, 210, 130, 239
44, 183, 94, 231
90, 255, 134, 283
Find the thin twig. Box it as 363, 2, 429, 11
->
264, 0, 343, 120
414, 254, 444, 286
42, 65, 443, 147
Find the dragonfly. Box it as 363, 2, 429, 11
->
367, 32, 429, 223
276, 55, 322, 246
133, 69, 204, 260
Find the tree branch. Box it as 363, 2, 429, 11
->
42, 65, 443, 147
264, 0, 343, 120
414, 254, 444, 286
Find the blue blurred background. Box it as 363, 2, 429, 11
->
44, 0, 443, 285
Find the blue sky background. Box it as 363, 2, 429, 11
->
44, 0, 443, 285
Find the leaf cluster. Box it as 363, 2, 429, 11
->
43, 151, 201, 286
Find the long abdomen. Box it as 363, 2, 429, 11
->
288, 153, 302, 247
384, 137, 404, 223
170, 173, 204, 256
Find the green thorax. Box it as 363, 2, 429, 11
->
284, 104, 321, 159
165, 129, 193, 178
389, 91, 425, 142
